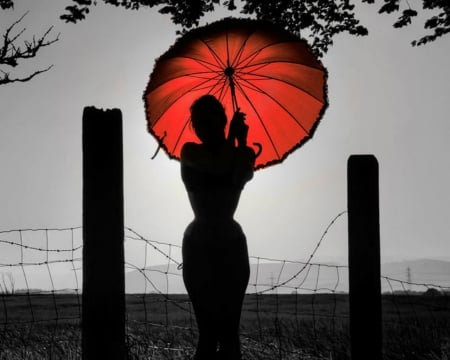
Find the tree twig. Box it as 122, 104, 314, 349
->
0, 12, 59, 85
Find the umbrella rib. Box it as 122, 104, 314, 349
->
176, 55, 223, 73
235, 72, 312, 136
171, 114, 192, 155
216, 74, 230, 103
146, 57, 222, 93
226, 24, 258, 69
241, 80, 310, 136
232, 79, 281, 160
167, 68, 222, 81
151, 73, 224, 128
235, 46, 264, 69
226, 28, 230, 67
239, 65, 325, 104
236, 63, 271, 78
231, 28, 281, 69
230, 28, 257, 69
204, 73, 231, 97
178, 70, 223, 81
240, 60, 322, 76
236, 41, 323, 71
235, 42, 281, 68
199, 38, 227, 70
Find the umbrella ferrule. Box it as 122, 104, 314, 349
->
224, 66, 235, 78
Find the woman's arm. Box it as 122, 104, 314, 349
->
232, 145, 255, 187
228, 110, 255, 186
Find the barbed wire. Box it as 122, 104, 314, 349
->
0, 217, 449, 359
0, 227, 83, 359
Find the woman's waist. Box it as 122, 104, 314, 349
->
190, 215, 237, 226
183, 218, 247, 252
184, 216, 243, 234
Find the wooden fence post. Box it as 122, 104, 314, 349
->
347, 154, 382, 360
82, 107, 125, 359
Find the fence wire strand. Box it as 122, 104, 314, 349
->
0, 214, 449, 359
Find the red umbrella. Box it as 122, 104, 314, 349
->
144, 18, 327, 169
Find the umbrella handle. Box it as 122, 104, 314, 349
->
227, 69, 262, 159
230, 82, 238, 113
252, 142, 262, 158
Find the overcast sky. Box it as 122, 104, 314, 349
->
1, 1, 449, 270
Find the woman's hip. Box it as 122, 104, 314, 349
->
182, 219, 250, 278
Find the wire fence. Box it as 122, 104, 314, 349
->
0, 227, 83, 360
1, 214, 450, 359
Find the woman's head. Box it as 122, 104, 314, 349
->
190, 95, 227, 146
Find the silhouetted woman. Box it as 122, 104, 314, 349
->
181, 95, 255, 360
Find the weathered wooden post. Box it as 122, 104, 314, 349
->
82, 107, 125, 359
347, 154, 382, 360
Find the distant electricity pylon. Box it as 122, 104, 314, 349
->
407, 267, 412, 291
270, 272, 277, 294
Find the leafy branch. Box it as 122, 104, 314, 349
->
0, 12, 59, 85
0, 0, 14, 10
57, 0, 449, 56
362, 0, 450, 46
0, 0, 448, 85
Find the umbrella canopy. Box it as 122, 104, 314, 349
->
144, 18, 327, 169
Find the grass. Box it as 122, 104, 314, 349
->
0, 293, 449, 359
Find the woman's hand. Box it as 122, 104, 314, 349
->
228, 110, 248, 148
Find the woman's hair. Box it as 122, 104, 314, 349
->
190, 95, 227, 132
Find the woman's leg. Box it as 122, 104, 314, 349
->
182, 221, 249, 360
217, 231, 250, 360
183, 224, 219, 359
183, 260, 220, 359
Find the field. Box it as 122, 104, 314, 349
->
1, 293, 450, 359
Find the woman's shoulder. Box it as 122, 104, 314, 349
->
181, 141, 236, 173
181, 142, 202, 163
181, 141, 201, 152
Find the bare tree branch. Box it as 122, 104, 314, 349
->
0, 64, 53, 85
0, 12, 59, 85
